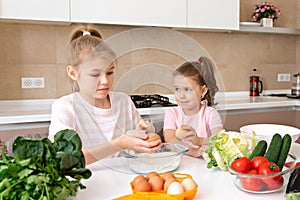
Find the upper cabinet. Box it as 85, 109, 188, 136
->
70, 0, 186, 28
0, 0, 70, 22
187, 0, 239, 30
71, 0, 239, 30
0, 0, 240, 31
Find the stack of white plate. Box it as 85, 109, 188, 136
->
240, 124, 300, 143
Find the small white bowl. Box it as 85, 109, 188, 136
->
240, 124, 300, 143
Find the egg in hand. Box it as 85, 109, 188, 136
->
175, 128, 188, 139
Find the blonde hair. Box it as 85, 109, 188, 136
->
174, 57, 218, 106
67, 25, 116, 92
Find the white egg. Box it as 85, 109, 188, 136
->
167, 181, 184, 194
175, 128, 188, 139
181, 178, 197, 191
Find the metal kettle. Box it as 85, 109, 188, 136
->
291, 72, 300, 96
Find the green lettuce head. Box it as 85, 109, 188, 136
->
203, 130, 256, 171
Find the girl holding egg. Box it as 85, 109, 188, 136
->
48, 25, 161, 164
163, 57, 223, 158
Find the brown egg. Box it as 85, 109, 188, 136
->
163, 177, 177, 192
162, 172, 176, 182
132, 175, 147, 185
146, 133, 161, 142
146, 171, 160, 180
133, 179, 151, 192
148, 175, 163, 191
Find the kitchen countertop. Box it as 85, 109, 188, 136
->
75, 143, 300, 200
1, 90, 299, 126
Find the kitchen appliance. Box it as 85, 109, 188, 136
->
250, 76, 263, 96
130, 94, 177, 108
291, 72, 300, 96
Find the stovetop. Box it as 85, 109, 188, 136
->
130, 94, 177, 108
264, 93, 300, 99
263, 93, 288, 97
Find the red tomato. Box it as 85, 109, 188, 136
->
258, 162, 280, 175
251, 156, 268, 170
258, 162, 283, 190
231, 157, 251, 173
240, 169, 263, 191
264, 175, 284, 190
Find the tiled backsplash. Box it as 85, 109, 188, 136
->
0, 1, 300, 100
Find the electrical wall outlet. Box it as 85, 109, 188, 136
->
21, 77, 45, 88
277, 73, 290, 82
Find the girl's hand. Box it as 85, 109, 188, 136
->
114, 130, 162, 153
186, 145, 208, 158
177, 125, 197, 142
136, 119, 155, 133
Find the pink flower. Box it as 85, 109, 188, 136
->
251, 1, 280, 22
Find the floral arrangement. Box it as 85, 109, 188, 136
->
251, 2, 280, 22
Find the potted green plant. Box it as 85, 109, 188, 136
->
250, 2, 280, 27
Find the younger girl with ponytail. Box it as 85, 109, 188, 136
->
163, 57, 223, 158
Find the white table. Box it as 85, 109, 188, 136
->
75, 144, 300, 200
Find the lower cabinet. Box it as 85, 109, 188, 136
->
0, 122, 49, 143
223, 109, 299, 132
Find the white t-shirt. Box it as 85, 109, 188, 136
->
164, 105, 223, 138
49, 92, 141, 147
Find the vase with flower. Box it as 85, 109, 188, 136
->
250, 2, 280, 27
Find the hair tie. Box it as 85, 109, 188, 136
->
82, 31, 91, 36
196, 59, 201, 64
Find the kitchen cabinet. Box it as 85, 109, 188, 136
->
70, 0, 186, 28
223, 108, 299, 132
187, 0, 239, 30
0, 0, 70, 23
72, 0, 239, 30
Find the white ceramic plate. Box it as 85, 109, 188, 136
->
240, 22, 261, 26
240, 124, 300, 143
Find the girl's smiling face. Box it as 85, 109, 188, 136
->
174, 74, 208, 115
68, 55, 115, 106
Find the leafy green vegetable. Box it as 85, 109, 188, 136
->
0, 129, 91, 200
203, 130, 256, 171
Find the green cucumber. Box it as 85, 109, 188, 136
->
265, 133, 282, 163
249, 140, 268, 160
276, 134, 292, 171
